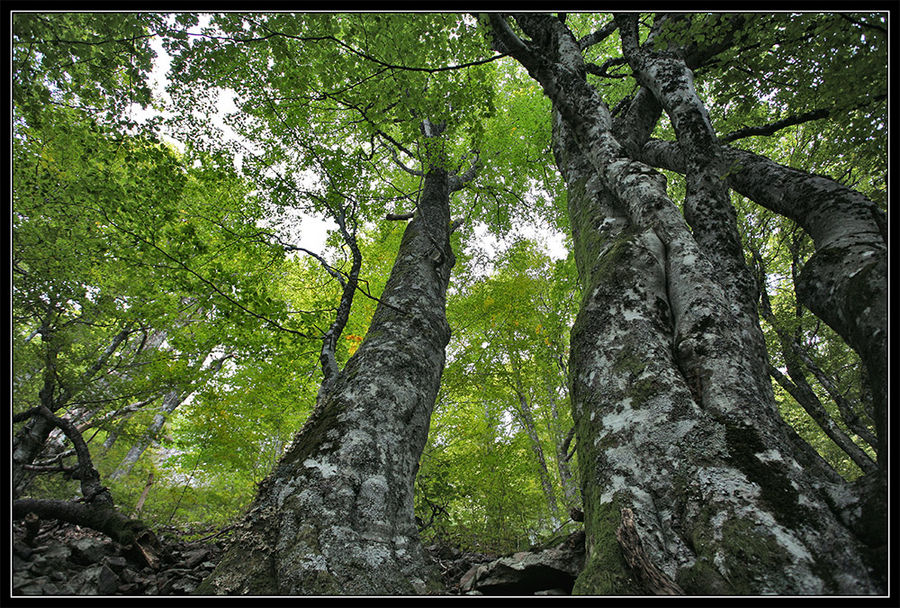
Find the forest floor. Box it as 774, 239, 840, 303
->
10, 519, 504, 596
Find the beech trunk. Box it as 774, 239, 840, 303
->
195, 160, 456, 595
489, 13, 883, 594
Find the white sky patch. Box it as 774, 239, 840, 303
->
464, 218, 569, 278
131, 15, 570, 267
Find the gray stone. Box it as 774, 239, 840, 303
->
70, 537, 108, 565
103, 555, 129, 572
119, 567, 138, 583
13, 554, 30, 572
459, 530, 584, 595
43, 543, 72, 562
17, 583, 47, 596
98, 564, 121, 595
69, 563, 119, 595
27, 556, 49, 574
182, 547, 210, 569
13, 540, 33, 559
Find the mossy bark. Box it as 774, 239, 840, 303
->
196, 161, 454, 595
550, 99, 878, 594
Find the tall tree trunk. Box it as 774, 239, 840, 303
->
196, 144, 457, 595
488, 13, 881, 594
511, 389, 559, 520
109, 351, 228, 480
547, 388, 579, 509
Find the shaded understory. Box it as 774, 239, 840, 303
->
12, 519, 588, 596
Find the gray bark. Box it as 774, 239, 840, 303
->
553, 115, 875, 595
196, 142, 457, 595
109, 351, 229, 480
511, 388, 559, 519
640, 137, 887, 470
489, 13, 881, 594
616, 13, 772, 405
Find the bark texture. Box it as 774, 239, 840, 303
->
641, 138, 887, 469
554, 114, 876, 595
195, 158, 456, 595
488, 13, 882, 594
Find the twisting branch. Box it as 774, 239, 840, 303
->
314, 199, 363, 396
578, 19, 618, 50
720, 94, 885, 144
720, 108, 830, 143
197, 21, 509, 74
32, 405, 114, 506
390, 147, 424, 177
585, 56, 629, 79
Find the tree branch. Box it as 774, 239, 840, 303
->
720, 108, 830, 143
448, 153, 480, 192
12, 498, 160, 567
34, 405, 114, 507
585, 56, 629, 79
386, 211, 415, 221
390, 147, 424, 177
578, 19, 619, 50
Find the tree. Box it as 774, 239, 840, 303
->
196, 121, 474, 593
486, 12, 885, 594
12, 11, 310, 552
11, 10, 887, 597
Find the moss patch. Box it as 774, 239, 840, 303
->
723, 423, 810, 530
572, 489, 642, 594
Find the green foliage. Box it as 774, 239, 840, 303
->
12, 13, 163, 128
415, 241, 580, 552
697, 12, 886, 198
12, 12, 886, 553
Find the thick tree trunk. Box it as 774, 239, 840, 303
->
641, 138, 887, 470
488, 13, 881, 594
552, 115, 877, 594
195, 159, 456, 595
641, 136, 888, 575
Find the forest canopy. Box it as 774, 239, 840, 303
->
11, 10, 888, 596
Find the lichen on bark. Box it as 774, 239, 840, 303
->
197, 152, 456, 595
